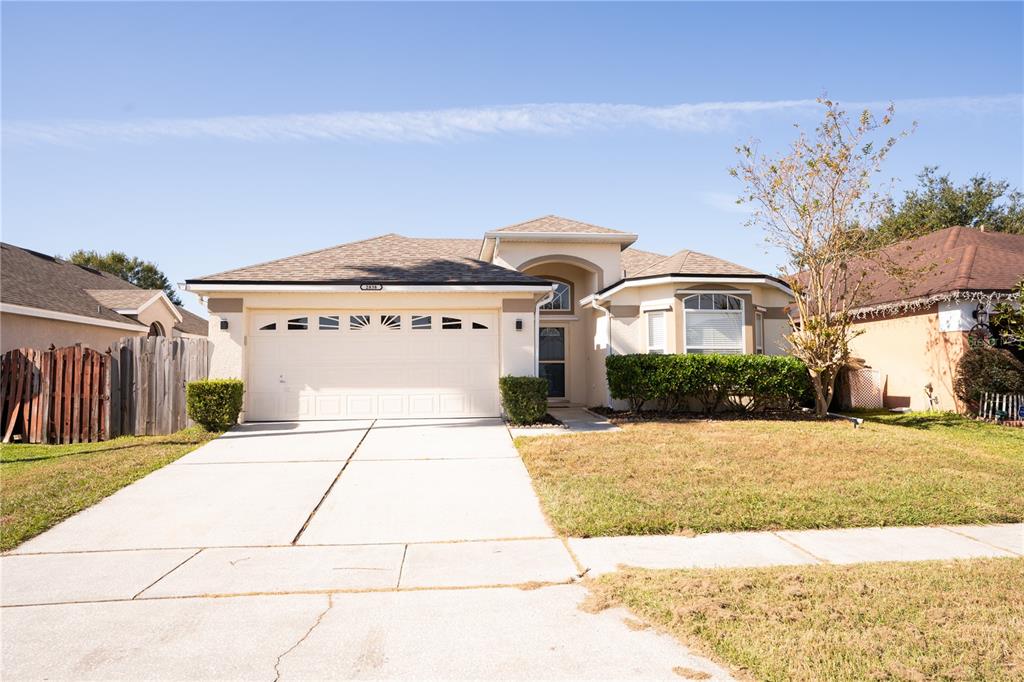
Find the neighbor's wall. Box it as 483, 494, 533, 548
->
134, 301, 180, 339
848, 307, 968, 411
0, 312, 145, 354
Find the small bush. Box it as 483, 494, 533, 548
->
499, 376, 549, 425
605, 353, 811, 415
954, 346, 1024, 413
186, 379, 244, 431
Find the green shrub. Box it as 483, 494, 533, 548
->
186, 379, 245, 431
954, 346, 1024, 413
605, 353, 810, 415
499, 376, 549, 425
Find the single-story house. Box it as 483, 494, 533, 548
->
185, 216, 794, 421
845, 226, 1024, 412
1, 242, 208, 354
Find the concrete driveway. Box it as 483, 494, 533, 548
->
2, 419, 729, 680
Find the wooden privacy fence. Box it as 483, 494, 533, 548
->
0, 337, 209, 444
110, 337, 209, 437
1, 346, 110, 444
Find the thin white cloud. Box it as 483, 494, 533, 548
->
4, 95, 1019, 145
700, 190, 752, 215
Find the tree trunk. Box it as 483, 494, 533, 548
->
810, 369, 839, 417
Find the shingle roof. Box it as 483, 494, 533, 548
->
188, 234, 547, 285
490, 215, 631, 235
86, 289, 164, 311
1, 243, 147, 327
850, 226, 1024, 310
621, 248, 668, 277
174, 307, 209, 335
629, 248, 763, 278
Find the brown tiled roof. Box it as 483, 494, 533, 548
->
630, 248, 763, 277
621, 248, 667, 276
188, 234, 546, 285
86, 289, 164, 311
174, 307, 209, 336
1, 243, 147, 327
850, 226, 1024, 310
490, 215, 631, 235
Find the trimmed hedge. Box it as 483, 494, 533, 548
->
186, 379, 245, 431
954, 346, 1024, 413
606, 353, 811, 415
499, 375, 549, 425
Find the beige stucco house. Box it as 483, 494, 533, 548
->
0, 242, 208, 354
185, 216, 793, 421
844, 227, 1023, 412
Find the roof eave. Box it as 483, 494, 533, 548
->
584, 273, 794, 302
481, 231, 638, 249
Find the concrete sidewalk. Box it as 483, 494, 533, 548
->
570, 523, 1024, 575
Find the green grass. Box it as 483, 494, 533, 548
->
585, 558, 1024, 681
1, 428, 219, 551
515, 414, 1024, 536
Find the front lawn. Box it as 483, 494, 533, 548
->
0, 428, 219, 551
585, 558, 1024, 681
515, 415, 1024, 536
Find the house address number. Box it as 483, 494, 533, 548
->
360, 284, 384, 291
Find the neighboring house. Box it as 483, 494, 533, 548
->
185, 216, 792, 421
845, 227, 1024, 412
0, 242, 207, 353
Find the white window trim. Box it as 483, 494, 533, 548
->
540, 281, 572, 312
754, 311, 764, 354
682, 294, 746, 354
640, 298, 674, 313
646, 310, 667, 354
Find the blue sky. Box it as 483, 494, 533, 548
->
3, 2, 1022, 314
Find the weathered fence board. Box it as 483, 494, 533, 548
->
0, 337, 210, 443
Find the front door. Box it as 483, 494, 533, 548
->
538, 326, 566, 399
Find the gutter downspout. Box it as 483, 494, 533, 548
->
591, 297, 614, 406
534, 287, 557, 377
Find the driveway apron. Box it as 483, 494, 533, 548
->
1, 418, 728, 681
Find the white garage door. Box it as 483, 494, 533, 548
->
247, 311, 500, 420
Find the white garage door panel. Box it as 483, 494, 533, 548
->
247, 312, 500, 420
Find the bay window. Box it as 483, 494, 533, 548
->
683, 293, 744, 354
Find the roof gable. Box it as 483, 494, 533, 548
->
490, 215, 631, 235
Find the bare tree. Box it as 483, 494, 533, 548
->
731, 98, 913, 416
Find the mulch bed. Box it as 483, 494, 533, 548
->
505, 413, 567, 429
589, 406, 822, 424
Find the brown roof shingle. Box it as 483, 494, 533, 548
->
1, 243, 147, 327
490, 215, 631, 235
850, 226, 1024, 310
174, 307, 209, 335
621, 248, 668, 277
188, 234, 546, 285
86, 289, 164, 311
630, 248, 763, 278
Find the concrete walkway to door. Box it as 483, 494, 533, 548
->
1, 418, 732, 681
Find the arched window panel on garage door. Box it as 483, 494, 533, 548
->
254, 314, 279, 333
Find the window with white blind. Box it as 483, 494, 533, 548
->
683, 293, 744, 354
754, 311, 765, 354
646, 310, 666, 354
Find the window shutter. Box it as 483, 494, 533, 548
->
685, 311, 742, 351
647, 311, 666, 352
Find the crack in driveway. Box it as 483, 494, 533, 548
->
272, 593, 334, 681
